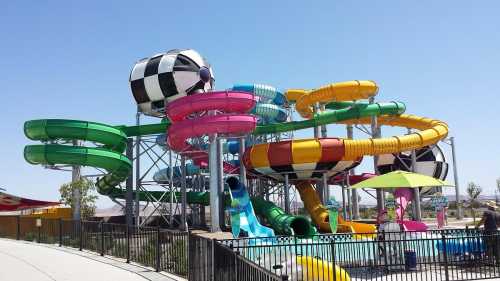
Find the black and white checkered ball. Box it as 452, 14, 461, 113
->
129, 49, 214, 117
377, 145, 449, 196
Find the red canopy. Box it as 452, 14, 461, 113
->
0, 192, 59, 211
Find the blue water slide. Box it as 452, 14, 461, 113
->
232, 84, 288, 124
226, 177, 275, 238
153, 164, 201, 182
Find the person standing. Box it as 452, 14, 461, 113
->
476, 201, 499, 263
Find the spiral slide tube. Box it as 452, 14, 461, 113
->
24, 119, 132, 196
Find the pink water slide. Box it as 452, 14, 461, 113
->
394, 188, 428, 231
165, 91, 258, 173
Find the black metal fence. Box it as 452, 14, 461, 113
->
219, 229, 500, 281
0, 216, 188, 278
188, 234, 285, 281
3, 216, 498, 281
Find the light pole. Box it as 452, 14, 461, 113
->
442, 136, 462, 220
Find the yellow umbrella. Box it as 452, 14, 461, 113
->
348, 170, 453, 189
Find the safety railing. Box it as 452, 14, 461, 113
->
0, 216, 188, 278
188, 233, 285, 281
219, 229, 500, 281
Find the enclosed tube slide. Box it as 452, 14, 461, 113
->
24, 119, 132, 196
165, 90, 258, 152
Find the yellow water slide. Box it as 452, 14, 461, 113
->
296, 181, 376, 236
286, 81, 448, 233
296, 255, 351, 281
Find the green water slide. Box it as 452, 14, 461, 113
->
23, 101, 403, 234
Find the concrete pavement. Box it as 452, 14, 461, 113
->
0, 238, 185, 281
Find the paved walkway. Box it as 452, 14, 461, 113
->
0, 238, 185, 281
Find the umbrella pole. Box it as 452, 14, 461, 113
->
409, 128, 422, 221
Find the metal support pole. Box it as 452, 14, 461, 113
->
320, 104, 328, 138
239, 138, 247, 186
449, 137, 463, 219
191, 174, 199, 226
217, 138, 225, 230
409, 128, 422, 221
313, 103, 320, 138
180, 156, 187, 230
284, 174, 290, 214
317, 182, 324, 204
72, 139, 81, 220
199, 175, 206, 226
346, 174, 353, 220
314, 103, 325, 204
369, 97, 385, 212
208, 132, 220, 232
135, 111, 141, 226
125, 138, 134, 228
347, 125, 360, 219
322, 173, 329, 202
320, 104, 329, 204
168, 147, 174, 226
341, 183, 347, 219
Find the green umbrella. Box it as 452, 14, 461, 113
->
348, 170, 453, 189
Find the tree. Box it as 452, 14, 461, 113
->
496, 178, 500, 203
497, 178, 500, 193
466, 182, 482, 222
59, 178, 98, 219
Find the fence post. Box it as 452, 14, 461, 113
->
126, 225, 130, 263
441, 234, 449, 281
156, 226, 161, 272
16, 216, 20, 240
234, 249, 238, 281
100, 222, 105, 256
331, 237, 337, 281
37, 219, 41, 243
59, 219, 62, 246
211, 238, 216, 281
79, 220, 83, 251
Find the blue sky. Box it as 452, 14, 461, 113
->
1, 1, 499, 207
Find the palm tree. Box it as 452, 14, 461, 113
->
466, 182, 482, 222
